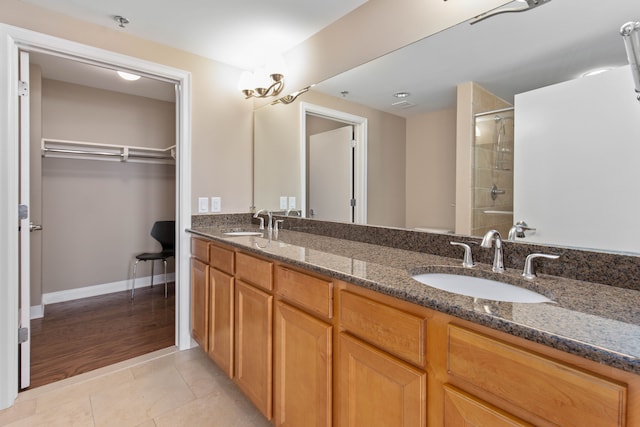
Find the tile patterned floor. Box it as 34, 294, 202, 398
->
0, 347, 272, 427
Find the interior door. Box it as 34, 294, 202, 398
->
308, 125, 354, 222
18, 50, 31, 389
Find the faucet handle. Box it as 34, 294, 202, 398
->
274, 219, 284, 233
522, 253, 560, 280
255, 216, 265, 230
450, 242, 475, 268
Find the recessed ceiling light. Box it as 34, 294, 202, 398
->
117, 71, 141, 81
394, 91, 410, 98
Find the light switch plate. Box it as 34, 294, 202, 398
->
288, 196, 296, 209
198, 197, 209, 213
211, 197, 221, 213
280, 196, 288, 209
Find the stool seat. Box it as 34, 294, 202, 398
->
131, 221, 175, 300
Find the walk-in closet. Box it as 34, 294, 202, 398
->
27, 52, 177, 388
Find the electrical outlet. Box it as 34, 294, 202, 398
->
280, 196, 288, 209
211, 197, 221, 213
198, 197, 209, 213
288, 196, 296, 209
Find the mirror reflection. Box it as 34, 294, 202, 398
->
253, 0, 640, 254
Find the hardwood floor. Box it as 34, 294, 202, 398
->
28, 283, 175, 389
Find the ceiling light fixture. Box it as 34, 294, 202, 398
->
620, 21, 640, 101
114, 15, 130, 28
394, 91, 410, 98
470, 0, 551, 25
117, 71, 141, 81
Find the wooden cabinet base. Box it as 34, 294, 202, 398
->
337, 333, 426, 427
274, 302, 332, 427
234, 280, 273, 420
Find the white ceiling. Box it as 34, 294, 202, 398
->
313, 0, 639, 117
24, 0, 368, 103
22, 0, 368, 71
23, 0, 640, 114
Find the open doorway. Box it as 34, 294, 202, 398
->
1, 25, 192, 407
301, 103, 368, 224
26, 51, 178, 388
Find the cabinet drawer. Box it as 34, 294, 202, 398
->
443, 384, 533, 427
209, 243, 235, 274
276, 266, 333, 319
339, 291, 426, 367
191, 237, 209, 262
448, 325, 627, 427
236, 252, 273, 291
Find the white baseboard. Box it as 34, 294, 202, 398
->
42, 273, 176, 305
30, 305, 44, 319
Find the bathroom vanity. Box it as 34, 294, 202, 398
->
189, 219, 640, 426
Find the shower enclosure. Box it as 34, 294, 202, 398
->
472, 107, 514, 237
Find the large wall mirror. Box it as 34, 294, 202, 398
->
254, 0, 640, 254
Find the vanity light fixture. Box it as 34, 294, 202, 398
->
271, 85, 312, 105
620, 21, 640, 101
470, 0, 551, 25
239, 55, 287, 100
117, 71, 141, 81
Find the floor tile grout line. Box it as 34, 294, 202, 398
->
19, 346, 180, 404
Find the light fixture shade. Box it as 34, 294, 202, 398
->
116, 71, 141, 81
238, 70, 255, 91
620, 21, 640, 95
253, 66, 272, 90
265, 54, 287, 77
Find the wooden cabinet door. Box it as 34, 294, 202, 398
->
443, 384, 533, 427
234, 280, 273, 420
190, 257, 209, 351
338, 333, 426, 427
208, 267, 234, 378
274, 301, 332, 427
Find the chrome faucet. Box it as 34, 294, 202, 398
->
253, 209, 272, 232
481, 229, 505, 273
507, 221, 536, 241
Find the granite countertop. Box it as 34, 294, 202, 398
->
189, 224, 640, 375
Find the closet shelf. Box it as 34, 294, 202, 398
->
41, 138, 176, 164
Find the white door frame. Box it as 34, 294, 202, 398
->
0, 24, 193, 410
300, 102, 367, 224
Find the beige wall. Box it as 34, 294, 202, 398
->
40, 80, 175, 293
1, 0, 508, 218
254, 90, 406, 228
405, 109, 456, 231
1, 0, 254, 214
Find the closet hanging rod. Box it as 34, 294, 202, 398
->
41, 138, 176, 163
42, 147, 174, 160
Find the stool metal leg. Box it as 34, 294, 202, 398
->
163, 259, 168, 298
150, 261, 155, 288
131, 259, 140, 300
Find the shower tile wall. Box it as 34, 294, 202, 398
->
470, 85, 514, 237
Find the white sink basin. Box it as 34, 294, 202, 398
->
223, 231, 263, 236
411, 273, 552, 303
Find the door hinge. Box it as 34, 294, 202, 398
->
350, 198, 356, 207
350, 139, 356, 148
18, 80, 28, 97
18, 327, 28, 344
18, 204, 28, 220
